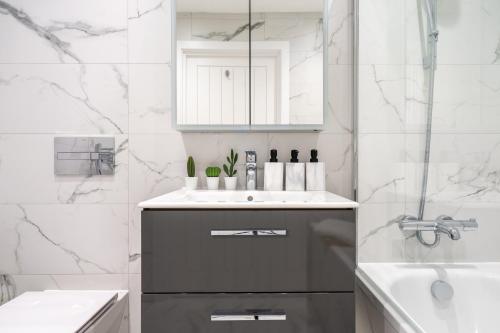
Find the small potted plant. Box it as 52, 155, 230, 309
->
185, 156, 198, 190
223, 149, 238, 190
205, 166, 221, 190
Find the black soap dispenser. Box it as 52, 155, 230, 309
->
286, 149, 305, 191
306, 149, 326, 191
264, 149, 284, 191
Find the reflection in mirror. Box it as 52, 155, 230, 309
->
175, 0, 325, 129
251, 0, 324, 125
176, 0, 250, 126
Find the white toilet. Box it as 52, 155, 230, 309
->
0, 290, 128, 333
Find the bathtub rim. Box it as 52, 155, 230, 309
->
356, 264, 423, 333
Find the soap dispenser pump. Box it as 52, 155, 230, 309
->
286, 150, 305, 191
306, 149, 326, 191
264, 149, 284, 191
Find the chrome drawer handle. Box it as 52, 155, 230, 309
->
210, 229, 287, 237
211, 309, 286, 321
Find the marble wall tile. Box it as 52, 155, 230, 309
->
410, 203, 500, 262
128, 0, 171, 63
405, 0, 482, 66
406, 133, 500, 204
358, 65, 406, 133
359, 0, 500, 265
325, 65, 353, 134
129, 64, 172, 134
480, 65, 500, 131
0, 204, 128, 275
129, 133, 187, 203
357, 203, 407, 263
358, 134, 406, 204
0, 0, 127, 64
406, 65, 482, 133
0, 64, 128, 134
0, 135, 128, 204
327, 0, 353, 65
358, 0, 405, 65
406, 0, 500, 66
482, 0, 500, 65
358, 202, 500, 263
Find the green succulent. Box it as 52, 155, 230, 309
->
205, 166, 221, 177
187, 156, 195, 177
223, 149, 238, 177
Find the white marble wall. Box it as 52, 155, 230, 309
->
0, 0, 354, 332
358, 0, 500, 263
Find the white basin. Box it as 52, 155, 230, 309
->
138, 189, 358, 209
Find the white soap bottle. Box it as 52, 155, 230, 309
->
264, 149, 284, 191
286, 150, 305, 191
306, 149, 326, 191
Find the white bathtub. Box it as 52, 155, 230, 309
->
357, 263, 500, 333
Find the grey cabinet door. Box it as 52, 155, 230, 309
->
142, 210, 355, 293
142, 293, 354, 333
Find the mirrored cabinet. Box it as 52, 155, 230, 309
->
173, 0, 327, 131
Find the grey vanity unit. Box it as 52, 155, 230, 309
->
140, 192, 357, 332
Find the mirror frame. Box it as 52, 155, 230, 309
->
171, 0, 328, 132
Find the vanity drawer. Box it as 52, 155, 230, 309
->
142, 293, 354, 333
142, 210, 355, 293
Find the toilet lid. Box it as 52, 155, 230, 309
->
0, 290, 118, 333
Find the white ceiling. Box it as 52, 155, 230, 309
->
177, 0, 323, 13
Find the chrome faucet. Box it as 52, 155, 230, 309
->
398, 215, 478, 241
245, 151, 257, 190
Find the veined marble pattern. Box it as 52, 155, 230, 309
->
0, 135, 128, 204
128, 0, 171, 63
358, 65, 405, 133
405, 65, 500, 133
358, 0, 500, 265
482, 0, 500, 65
0, 0, 127, 64
325, 65, 353, 134
129, 64, 172, 134
327, 0, 353, 65
0, 204, 128, 274
406, 133, 500, 203
358, 134, 406, 204
358, 202, 500, 263
0, 64, 128, 134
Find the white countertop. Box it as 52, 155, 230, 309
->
138, 189, 359, 209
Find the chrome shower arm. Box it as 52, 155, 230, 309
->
423, 0, 439, 40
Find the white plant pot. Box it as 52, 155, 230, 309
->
224, 177, 237, 190
185, 177, 198, 190
206, 177, 220, 190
